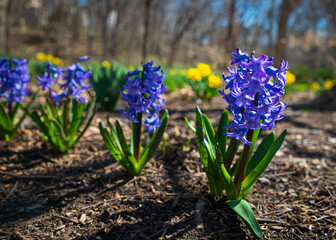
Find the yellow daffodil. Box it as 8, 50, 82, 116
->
286, 71, 296, 85
129, 64, 136, 71
46, 54, 54, 62
181, 69, 187, 76
197, 63, 212, 77
324, 79, 335, 90
311, 82, 320, 91
170, 69, 177, 75
53, 57, 62, 66
36, 52, 46, 61
208, 74, 221, 88
187, 68, 202, 81
102, 60, 111, 69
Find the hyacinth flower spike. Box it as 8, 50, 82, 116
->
29, 57, 96, 154
0, 57, 39, 141
185, 48, 288, 238
99, 61, 169, 176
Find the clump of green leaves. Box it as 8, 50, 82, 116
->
30, 98, 95, 154
0, 57, 38, 141
186, 107, 286, 238
29, 59, 95, 154
99, 61, 168, 176
100, 110, 168, 176
90, 61, 128, 111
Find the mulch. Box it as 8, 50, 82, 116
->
0, 89, 335, 240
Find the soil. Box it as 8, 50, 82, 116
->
0, 89, 335, 240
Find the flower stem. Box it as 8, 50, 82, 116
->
134, 112, 143, 162
224, 138, 239, 171
234, 93, 259, 193
8, 102, 13, 120
48, 89, 55, 117
234, 129, 254, 193
64, 91, 70, 137
133, 69, 147, 163
8, 60, 13, 119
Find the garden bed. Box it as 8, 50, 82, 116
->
1, 90, 335, 239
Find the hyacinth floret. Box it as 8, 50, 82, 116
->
0, 57, 30, 103
220, 48, 288, 145
120, 61, 166, 134
37, 57, 91, 105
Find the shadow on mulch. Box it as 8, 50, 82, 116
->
0, 147, 127, 224
74, 197, 246, 240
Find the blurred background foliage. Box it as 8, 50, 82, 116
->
0, 0, 335, 102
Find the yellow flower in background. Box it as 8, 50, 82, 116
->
324, 79, 335, 90
181, 69, 187, 76
197, 63, 212, 77
187, 68, 202, 81
286, 71, 296, 85
311, 82, 320, 91
53, 57, 62, 66
46, 54, 54, 62
170, 69, 177, 75
129, 64, 136, 71
36, 52, 46, 61
208, 74, 221, 88
102, 60, 111, 69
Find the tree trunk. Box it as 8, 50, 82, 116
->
142, 0, 152, 61
5, 0, 12, 54
274, 0, 300, 66
0, 0, 7, 53
226, 0, 236, 52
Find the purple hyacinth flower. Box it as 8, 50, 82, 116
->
144, 114, 162, 134
219, 49, 288, 145
70, 85, 87, 104
0, 57, 30, 103
38, 59, 91, 105
37, 72, 56, 91
231, 48, 249, 66
51, 91, 67, 106
120, 61, 166, 133
78, 56, 89, 62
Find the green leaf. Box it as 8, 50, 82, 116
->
71, 108, 96, 148
130, 121, 137, 154
107, 116, 122, 151
226, 200, 262, 239
45, 101, 55, 120
115, 120, 138, 175
184, 117, 196, 133
219, 163, 237, 199
196, 125, 220, 195
0, 103, 12, 131
52, 119, 67, 142
99, 122, 127, 168
240, 130, 287, 196
195, 126, 209, 169
29, 110, 49, 137
13, 88, 39, 129
245, 133, 275, 176
37, 106, 52, 135
195, 106, 203, 128
247, 128, 261, 161
203, 115, 216, 159
139, 110, 169, 173
216, 111, 229, 158
11, 103, 21, 125
67, 102, 85, 142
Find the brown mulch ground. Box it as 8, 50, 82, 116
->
0, 90, 335, 240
